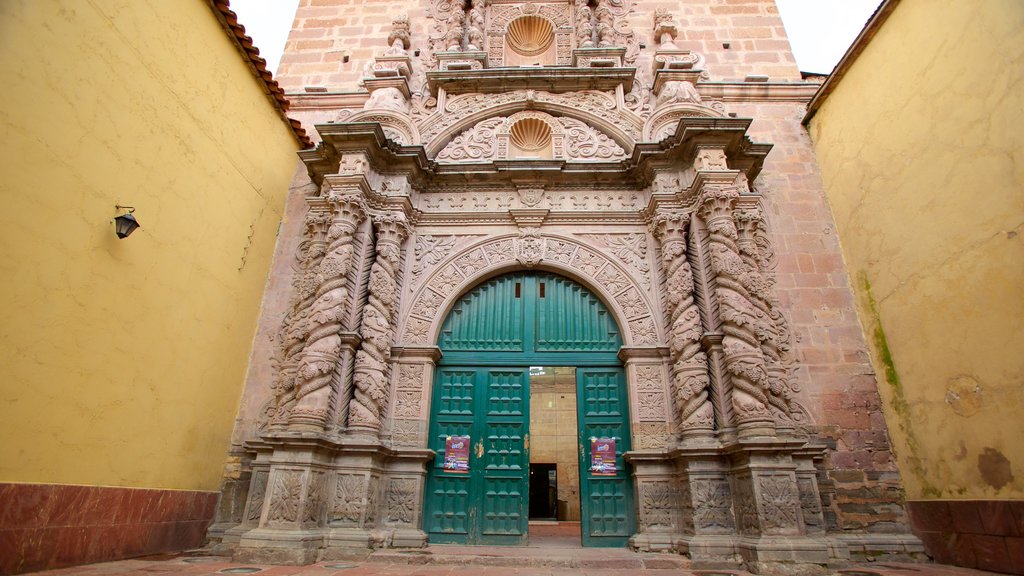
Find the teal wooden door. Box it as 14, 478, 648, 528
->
425, 367, 529, 544
577, 367, 633, 547
424, 272, 634, 546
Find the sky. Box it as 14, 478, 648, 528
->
229, 0, 882, 77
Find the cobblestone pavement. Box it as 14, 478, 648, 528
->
20, 553, 1003, 576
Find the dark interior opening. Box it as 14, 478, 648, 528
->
529, 463, 557, 520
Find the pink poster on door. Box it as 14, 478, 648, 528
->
590, 437, 617, 476
444, 435, 470, 473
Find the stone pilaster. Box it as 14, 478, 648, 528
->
627, 452, 682, 552
348, 212, 411, 438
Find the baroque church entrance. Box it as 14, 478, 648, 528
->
424, 272, 634, 546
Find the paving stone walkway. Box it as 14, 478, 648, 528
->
19, 551, 1003, 576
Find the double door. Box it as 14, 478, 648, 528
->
423, 365, 633, 546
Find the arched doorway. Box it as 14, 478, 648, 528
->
423, 271, 634, 547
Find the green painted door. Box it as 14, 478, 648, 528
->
424, 272, 634, 546
577, 367, 633, 547
425, 367, 529, 544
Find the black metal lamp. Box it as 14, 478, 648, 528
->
113, 205, 141, 239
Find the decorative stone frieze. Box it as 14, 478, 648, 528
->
401, 234, 659, 347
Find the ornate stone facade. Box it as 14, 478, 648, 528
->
212, 1, 925, 573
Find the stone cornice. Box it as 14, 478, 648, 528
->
427, 67, 636, 95
287, 91, 371, 110
696, 81, 821, 103
304, 117, 772, 191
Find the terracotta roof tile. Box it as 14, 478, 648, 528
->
210, 0, 312, 148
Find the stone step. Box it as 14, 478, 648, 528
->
366, 545, 690, 570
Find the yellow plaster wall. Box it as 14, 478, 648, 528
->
808, 0, 1024, 500
0, 1, 300, 491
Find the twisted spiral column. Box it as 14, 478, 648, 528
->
699, 185, 774, 435
734, 208, 806, 424
348, 212, 410, 437
265, 208, 332, 430
652, 211, 714, 436
288, 192, 367, 431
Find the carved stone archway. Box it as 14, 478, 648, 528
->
400, 233, 659, 347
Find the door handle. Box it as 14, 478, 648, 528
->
475, 440, 484, 458
524, 433, 530, 451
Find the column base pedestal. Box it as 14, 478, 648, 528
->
235, 528, 325, 565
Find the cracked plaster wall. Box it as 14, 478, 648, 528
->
808, 0, 1024, 500
0, 1, 301, 491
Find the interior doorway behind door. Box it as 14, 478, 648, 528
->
528, 366, 582, 546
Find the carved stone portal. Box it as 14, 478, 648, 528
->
215, 9, 923, 572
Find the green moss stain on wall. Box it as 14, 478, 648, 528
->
858, 271, 941, 498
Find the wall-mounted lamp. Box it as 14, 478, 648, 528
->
113, 205, 141, 239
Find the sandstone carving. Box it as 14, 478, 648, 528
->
349, 212, 410, 436
652, 212, 715, 433
269, 192, 367, 432
699, 185, 774, 430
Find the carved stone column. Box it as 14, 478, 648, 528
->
262, 204, 332, 430
734, 207, 807, 430
651, 211, 714, 438
348, 212, 410, 438
698, 184, 775, 437
289, 192, 367, 432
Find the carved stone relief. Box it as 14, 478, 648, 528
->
558, 117, 627, 160
758, 475, 800, 533
436, 118, 503, 162
392, 364, 425, 420
638, 481, 676, 531
422, 89, 640, 151
384, 478, 418, 525
244, 470, 269, 524
580, 233, 650, 285
303, 471, 327, 527
691, 477, 734, 532
401, 234, 658, 346
733, 476, 759, 536
331, 474, 368, 526
267, 470, 303, 526
632, 422, 670, 449
435, 111, 629, 163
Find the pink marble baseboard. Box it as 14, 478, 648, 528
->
0, 483, 217, 575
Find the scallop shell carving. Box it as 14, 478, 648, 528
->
506, 16, 554, 57
510, 118, 552, 151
